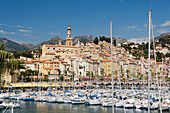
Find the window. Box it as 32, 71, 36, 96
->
53, 48, 55, 50
47, 47, 50, 49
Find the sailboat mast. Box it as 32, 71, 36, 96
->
148, 9, 151, 112
110, 20, 114, 113
151, 16, 158, 98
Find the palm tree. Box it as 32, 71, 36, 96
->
86, 71, 90, 80
64, 70, 67, 81
0, 43, 14, 88
120, 66, 124, 77
137, 73, 142, 80
47, 71, 50, 82
79, 72, 82, 81
100, 68, 104, 76
108, 74, 111, 78
72, 71, 75, 82
99, 43, 104, 51
151, 71, 155, 80
114, 70, 118, 80
126, 69, 130, 78
58, 69, 62, 81
58, 69, 61, 76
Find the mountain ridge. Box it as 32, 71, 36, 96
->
0, 33, 169, 51
0, 37, 30, 51
154, 32, 170, 42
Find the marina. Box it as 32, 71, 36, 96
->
0, 99, 169, 113
0, 80, 169, 113
0, 1, 170, 113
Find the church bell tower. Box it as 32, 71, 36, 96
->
66, 25, 73, 46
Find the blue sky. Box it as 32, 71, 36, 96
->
0, 0, 170, 45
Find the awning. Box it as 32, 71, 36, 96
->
33, 76, 44, 79
82, 78, 88, 80
90, 78, 94, 80
104, 78, 110, 80
49, 76, 59, 79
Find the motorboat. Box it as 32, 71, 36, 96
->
89, 99, 101, 106
48, 97, 57, 103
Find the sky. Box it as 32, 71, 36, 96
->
0, 0, 170, 45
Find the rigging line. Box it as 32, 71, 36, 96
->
151, 12, 160, 108
151, 14, 159, 88
150, 0, 152, 10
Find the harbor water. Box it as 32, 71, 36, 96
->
0, 100, 169, 113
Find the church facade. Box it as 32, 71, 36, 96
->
41, 25, 79, 59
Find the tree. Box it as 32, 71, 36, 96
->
72, 71, 75, 82
58, 69, 61, 81
100, 69, 104, 76
64, 70, 67, 81
83, 40, 86, 45
0, 43, 16, 88
21, 69, 38, 82
113, 40, 116, 46
0, 43, 5, 50
47, 71, 50, 82
126, 69, 130, 78
165, 53, 170, 57
99, 36, 111, 43
114, 71, 118, 80
108, 74, 111, 78
99, 44, 104, 51
44, 75, 48, 81
86, 71, 90, 80
93, 37, 99, 45
60, 75, 64, 82
120, 66, 124, 76
12, 51, 33, 59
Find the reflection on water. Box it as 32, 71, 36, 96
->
0, 100, 169, 113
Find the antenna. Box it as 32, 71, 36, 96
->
150, 0, 152, 10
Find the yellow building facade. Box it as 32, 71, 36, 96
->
100, 59, 119, 77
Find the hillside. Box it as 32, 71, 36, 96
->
22, 43, 34, 50
33, 37, 65, 50
73, 35, 94, 45
0, 37, 30, 51
1, 32, 169, 51
154, 32, 170, 42
33, 35, 94, 50
158, 34, 170, 44
116, 37, 127, 44
0, 35, 94, 51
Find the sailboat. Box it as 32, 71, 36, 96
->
158, 58, 169, 111
102, 21, 116, 108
